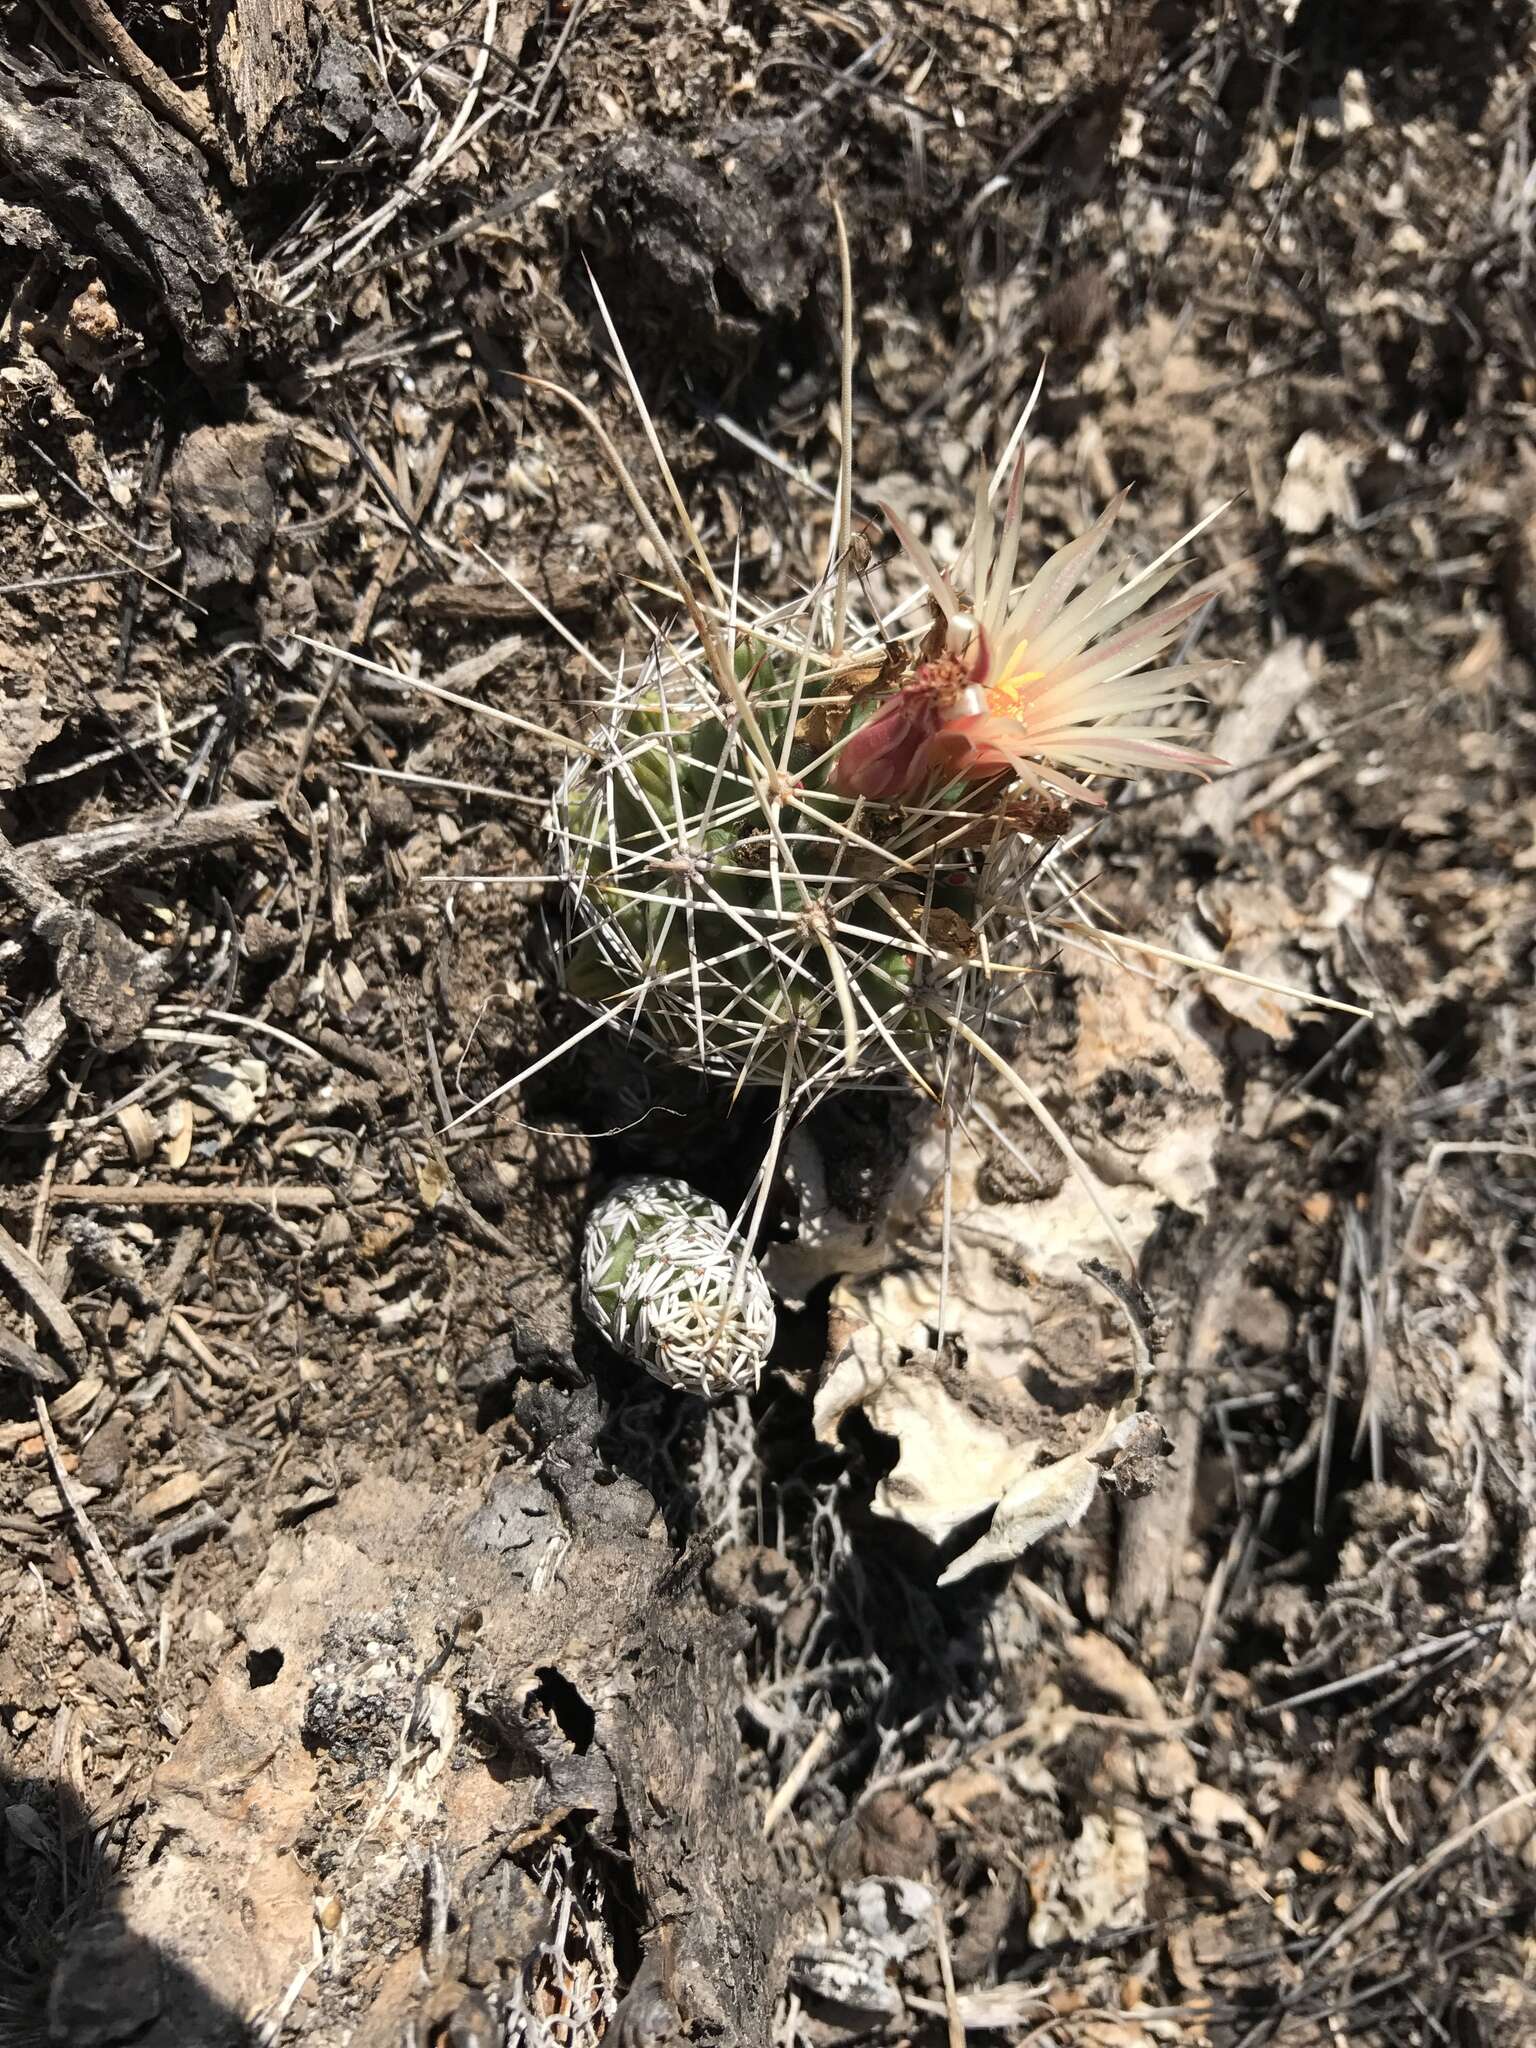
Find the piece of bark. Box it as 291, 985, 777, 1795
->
0, 1219, 87, 1369
50, 907, 166, 1052
169, 421, 290, 603
511, 1381, 798, 2043
0, 657, 67, 795
0, 1324, 68, 1389
580, 133, 817, 380
412, 572, 610, 624
63, 0, 218, 157
608, 1571, 790, 2041
207, 0, 310, 183
0, 803, 272, 1115
1, 824, 166, 1054
1112, 1208, 1265, 1632
0, 59, 240, 381
0, 992, 67, 1122
208, 0, 416, 185
1181, 639, 1318, 844
21, 800, 277, 891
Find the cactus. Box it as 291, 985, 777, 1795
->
396, 269, 1348, 1279
581, 1174, 775, 1396
551, 632, 1027, 1099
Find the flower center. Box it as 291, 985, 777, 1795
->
986, 660, 1045, 721
913, 650, 971, 707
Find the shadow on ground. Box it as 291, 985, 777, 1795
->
0, 1763, 251, 2048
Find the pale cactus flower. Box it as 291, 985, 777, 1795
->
833, 468, 1228, 810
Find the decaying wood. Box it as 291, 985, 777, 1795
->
2, 818, 166, 1060
0, 58, 240, 380
0, 991, 67, 1122
63, 0, 219, 157
206, 0, 310, 183
0, 1218, 87, 1370
413, 570, 610, 624
44, 1385, 800, 2043
0, 804, 277, 1118
206, 0, 416, 187
22, 799, 276, 890
0, 1323, 68, 1388
519, 1381, 798, 2043
35, 1182, 336, 1214
1112, 1205, 1266, 1631
609, 1568, 791, 2038
169, 423, 291, 602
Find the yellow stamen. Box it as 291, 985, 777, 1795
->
987, 663, 1044, 717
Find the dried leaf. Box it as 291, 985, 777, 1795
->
815, 1336, 1038, 1546
937, 1453, 1101, 1584
117, 1103, 158, 1164
1027, 1806, 1149, 1947
1273, 431, 1358, 536
189, 1058, 268, 1126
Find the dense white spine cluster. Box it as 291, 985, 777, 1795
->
581, 1174, 776, 1396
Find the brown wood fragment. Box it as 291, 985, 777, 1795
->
139, 1470, 204, 1518
206, 0, 416, 187
2, 820, 167, 1054
21, 801, 277, 891
0, 806, 273, 1116
303, 1024, 406, 1092
140, 1226, 205, 1370
64, 0, 220, 158
411, 571, 609, 625
169, 423, 290, 602
0, 992, 67, 1122
0, 1324, 68, 1389
1113, 1211, 1264, 1630
0, 1220, 87, 1369
206, 0, 310, 183
607, 1580, 794, 2041
0, 64, 241, 381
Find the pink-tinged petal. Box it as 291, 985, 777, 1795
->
913, 714, 1101, 805
978, 746, 1105, 805
1006, 491, 1129, 643
873, 431, 1231, 828
1013, 559, 1155, 680
981, 448, 1030, 640
1035, 731, 1225, 774
968, 469, 993, 622
831, 690, 945, 799
909, 734, 976, 790
878, 501, 959, 624
963, 617, 992, 685
1015, 588, 1211, 708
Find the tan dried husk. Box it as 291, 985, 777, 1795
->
768, 948, 1225, 1580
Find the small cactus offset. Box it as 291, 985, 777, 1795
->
581, 1175, 776, 1396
